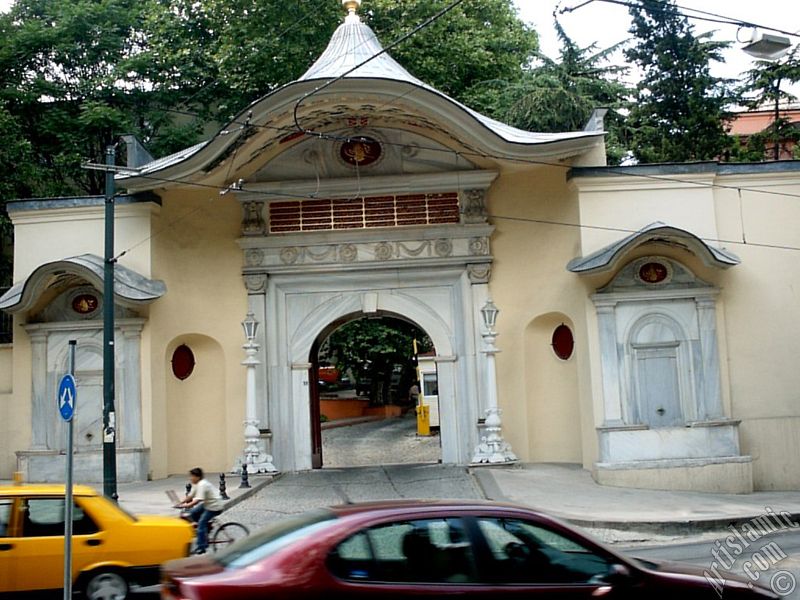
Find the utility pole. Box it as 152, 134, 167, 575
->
103, 144, 118, 502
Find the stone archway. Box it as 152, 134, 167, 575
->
237, 174, 496, 472
249, 262, 488, 473
306, 310, 441, 469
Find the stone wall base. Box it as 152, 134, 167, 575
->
593, 455, 754, 494
17, 447, 150, 483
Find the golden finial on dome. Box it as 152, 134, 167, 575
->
342, 0, 361, 15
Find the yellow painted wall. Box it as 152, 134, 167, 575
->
488, 167, 590, 465
12, 203, 156, 280
165, 334, 227, 474
146, 189, 247, 477
524, 314, 582, 462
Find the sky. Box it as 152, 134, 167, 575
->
0, 0, 797, 96
513, 0, 800, 96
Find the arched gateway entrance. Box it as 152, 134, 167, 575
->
238, 182, 497, 472
309, 313, 440, 469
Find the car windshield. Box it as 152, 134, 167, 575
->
214, 509, 337, 569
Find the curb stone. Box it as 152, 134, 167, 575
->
470, 468, 800, 538
222, 472, 282, 512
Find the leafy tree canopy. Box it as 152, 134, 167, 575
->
324, 317, 433, 405
624, 0, 735, 163
0, 0, 537, 198
465, 18, 632, 164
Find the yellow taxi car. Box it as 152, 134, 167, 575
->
0, 483, 194, 599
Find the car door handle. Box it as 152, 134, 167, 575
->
86, 539, 102, 547
0, 543, 13, 551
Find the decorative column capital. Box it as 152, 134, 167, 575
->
243, 273, 268, 294
241, 200, 267, 236
467, 263, 492, 284
695, 296, 717, 310
461, 188, 489, 224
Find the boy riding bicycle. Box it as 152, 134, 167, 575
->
177, 467, 225, 554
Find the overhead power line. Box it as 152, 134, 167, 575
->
152, 100, 800, 204
111, 168, 800, 260
561, 0, 799, 39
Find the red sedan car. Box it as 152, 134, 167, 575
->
162, 500, 777, 599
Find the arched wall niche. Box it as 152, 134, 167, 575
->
164, 334, 227, 474
524, 312, 582, 463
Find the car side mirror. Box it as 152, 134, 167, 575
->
604, 564, 633, 585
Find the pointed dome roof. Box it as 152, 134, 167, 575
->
115, 0, 606, 191
299, 6, 423, 84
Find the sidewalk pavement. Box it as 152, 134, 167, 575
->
473, 463, 800, 536
117, 473, 275, 516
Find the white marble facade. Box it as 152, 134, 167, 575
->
238, 179, 496, 472
17, 285, 148, 483
592, 257, 747, 470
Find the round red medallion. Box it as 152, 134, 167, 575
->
340, 137, 382, 167
638, 262, 668, 284
71, 293, 99, 315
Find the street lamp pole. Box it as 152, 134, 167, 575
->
240, 312, 277, 474
102, 144, 118, 501
472, 299, 517, 464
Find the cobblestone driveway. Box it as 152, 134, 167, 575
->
321, 414, 441, 467
225, 463, 484, 532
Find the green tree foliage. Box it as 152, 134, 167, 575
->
0, 0, 536, 195
465, 19, 632, 164
366, 0, 537, 102
734, 46, 800, 161
625, 0, 734, 163
325, 317, 432, 405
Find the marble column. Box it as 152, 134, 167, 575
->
119, 324, 144, 447
696, 296, 724, 419
29, 330, 49, 450
595, 302, 625, 425
244, 274, 269, 429
290, 362, 312, 471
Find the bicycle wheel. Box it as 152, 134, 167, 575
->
211, 522, 250, 552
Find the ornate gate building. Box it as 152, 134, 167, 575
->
2, 1, 800, 492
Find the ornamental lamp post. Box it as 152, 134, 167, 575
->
472, 299, 517, 465
240, 311, 277, 475
480, 298, 499, 331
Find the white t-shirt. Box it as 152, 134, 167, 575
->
190, 479, 224, 512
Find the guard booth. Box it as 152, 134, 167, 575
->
417, 355, 440, 429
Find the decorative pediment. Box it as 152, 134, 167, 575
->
0, 254, 166, 314
567, 222, 740, 275
596, 256, 713, 296
251, 127, 476, 182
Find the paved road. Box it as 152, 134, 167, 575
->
623, 529, 800, 599
321, 414, 441, 467
223, 463, 483, 532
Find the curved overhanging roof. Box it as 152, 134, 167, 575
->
0, 254, 167, 314
566, 222, 741, 275
117, 4, 604, 192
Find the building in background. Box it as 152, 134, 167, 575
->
728, 106, 800, 160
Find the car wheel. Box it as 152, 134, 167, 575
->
84, 570, 129, 600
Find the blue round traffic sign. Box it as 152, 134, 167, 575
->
58, 374, 77, 422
